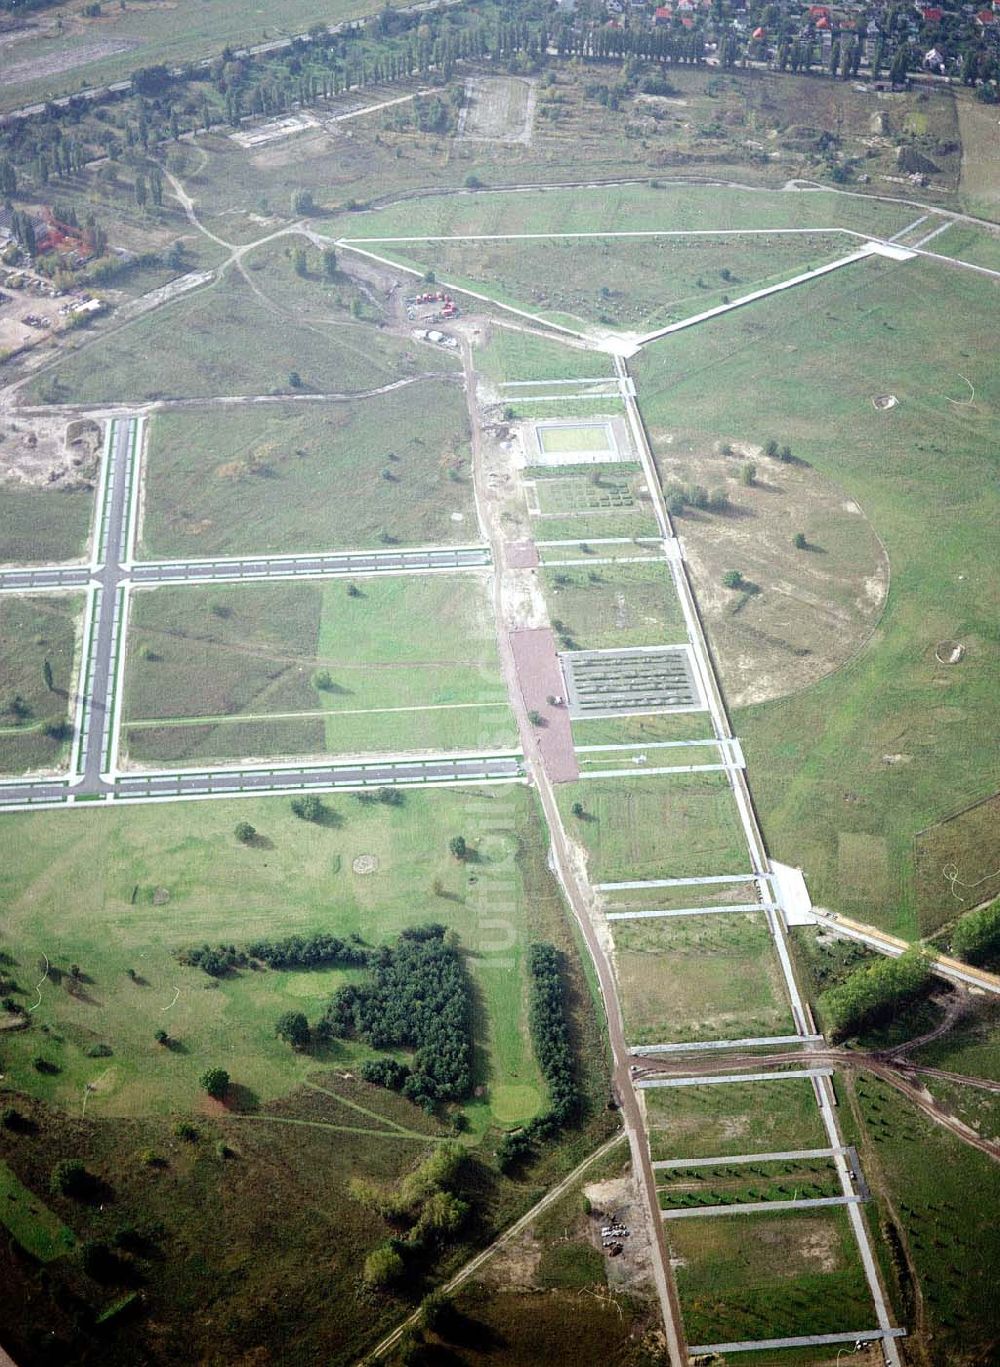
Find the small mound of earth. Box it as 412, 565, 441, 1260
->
935, 640, 965, 664
352, 854, 378, 875
152, 887, 170, 905
450, 511, 465, 521
872, 394, 898, 410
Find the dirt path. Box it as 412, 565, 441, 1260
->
459, 335, 689, 1365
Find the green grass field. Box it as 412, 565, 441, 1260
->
0, 486, 93, 566
603, 879, 759, 914
841, 1075, 1000, 1363
369, 232, 852, 334
537, 422, 614, 455
557, 773, 749, 884
30, 267, 433, 407
931, 224, 1000, 274
643, 1074, 830, 1163
0, 1160, 77, 1262
656, 1155, 841, 1210
0, 594, 82, 775
122, 575, 513, 763
341, 182, 915, 244
571, 712, 715, 747
612, 912, 793, 1045
475, 325, 616, 386
0, 785, 553, 1132
634, 253, 1000, 940
541, 561, 687, 650
667, 1207, 874, 1345
139, 381, 477, 557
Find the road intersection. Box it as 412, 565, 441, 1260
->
0, 415, 520, 812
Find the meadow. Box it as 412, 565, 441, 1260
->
656, 1155, 841, 1210
0, 593, 81, 775
634, 253, 1000, 940
541, 561, 687, 651
122, 575, 514, 763
0, 784, 555, 1133
28, 264, 431, 407
643, 1074, 831, 1163
556, 773, 750, 884
840, 1075, 1000, 1363
139, 381, 477, 558
369, 232, 851, 334
571, 712, 715, 747
666, 1207, 874, 1345
611, 912, 793, 1045
0, 486, 93, 566
341, 182, 915, 244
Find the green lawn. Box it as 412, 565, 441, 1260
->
612, 912, 793, 1045
139, 381, 477, 557
369, 231, 852, 334
0, 785, 551, 1131
0, 1161, 77, 1262
341, 182, 914, 243
29, 267, 433, 406
643, 1074, 830, 1162
122, 575, 513, 763
571, 712, 715, 747
634, 254, 1000, 940
0, 486, 93, 566
475, 325, 616, 385
557, 773, 750, 883
931, 224, 1000, 274
0, 594, 82, 776
841, 1075, 1000, 1363
667, 1208, 874, 1345
542, 561, 687, 650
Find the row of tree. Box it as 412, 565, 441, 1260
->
951, 898, 1000, 966
497, 942, 580, 1171
323, 925, 473, 1109
177, 931, 369, 977
819, 945, 933, 1040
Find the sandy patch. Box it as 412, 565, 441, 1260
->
0, 414, 102, 491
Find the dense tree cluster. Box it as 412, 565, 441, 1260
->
951, 898, 1000, 966
324, 925, 472, 1108
356, 1145, 469, 1290
819, 945, 933, 1040
178, 932, 368, 977
496, 943, 580, 1172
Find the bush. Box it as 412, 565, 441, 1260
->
793, 531, 807, 550
363, 1242, 406, 1288
722, 569, 743, 590
289, 794, 323, 822
200, 1067, 230, 1100
50, 1159, 93, 1199
234, 821, 256, 844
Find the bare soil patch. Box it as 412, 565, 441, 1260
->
509, 627, 579, 783
0, 414, 102, 491
654, 438, 888, 706
459, 76, 536, 145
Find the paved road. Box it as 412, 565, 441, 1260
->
0, 413, 505, 809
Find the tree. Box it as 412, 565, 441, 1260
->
322, 247, 337, 281
134, 173, 148, 209
793, 532, 807, 550
234, 821, 256, 844
740, 462, 757, 486
448, 835, 468, 861
154, 1028, 169, 1045
288, 371, 303, 389
290, 794, 323, 822
291, 189, 315, 215
778, 444, 793, 463
42, 659, 54, 691
765, 438, 779, 458
952, 899, 1000, 965
722, 569, 743, 589
200, 1067, 230, 1100
820, 946, 933, 1039
571, 801, 585, 819
276, 1010, 310, 1050
313, 668, 333, 691
292, 245, 308, 277
528, 709, 544, 726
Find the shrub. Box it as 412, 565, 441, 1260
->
793, 531, 807, 550
234, 821, 256, 844
50, 1159, 93, 1199
275, 1010, 310, 1050
721, 569, 743, 590
200, 1067, 230, 1100
363, 1242, 406, 1288
289, 794, 323, 822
